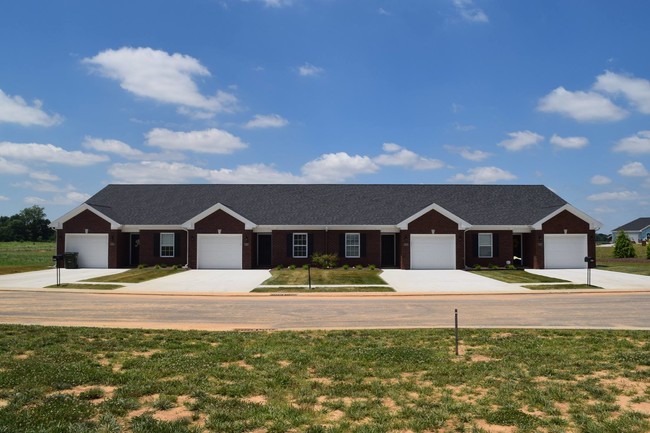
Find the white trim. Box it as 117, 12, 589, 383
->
397, 202, 470, 230
253, 225, 399, 232
292, 233, 308, 258
469, 225, 532, 233
532, 204, 601, 231
50, 203, 121, 230
182, 202, 256, 230
160, 232, 175, 258
478, 233, 493, 258
345, 232, 361, 258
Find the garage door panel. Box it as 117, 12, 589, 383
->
64, 234, 109, 268
544, 234, 587, 269
411, 234, 456, 270
197, 234, 242, 269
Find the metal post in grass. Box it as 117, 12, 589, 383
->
308, 264, 312, 290
454, 308, 459, 356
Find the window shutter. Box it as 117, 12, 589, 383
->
308, 234, 314, 257
174, 233, 180, 258
360, 233, 367, 257
493, 233, 499, 257
154, 233, 160, 258
287, 233, 292, 258
339, 234, 345, 257
473, 233, 478, 257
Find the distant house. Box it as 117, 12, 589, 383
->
50, 184, 601, 270
612, 218, 650, 243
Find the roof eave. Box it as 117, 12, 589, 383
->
531, 204, 601, 231
49, 203, 122, 230
182, 202, 256, 230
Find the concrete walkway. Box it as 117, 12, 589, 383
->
0, 268, 126, 289
116, 269, 272, 293
526, 268, 650, 290
380, 269, 526, 293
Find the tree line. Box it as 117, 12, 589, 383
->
0, 206, 55, 242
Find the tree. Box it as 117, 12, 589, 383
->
0, 205, 54, 242
613, 229, 636, 258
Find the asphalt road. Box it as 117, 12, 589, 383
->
1, 291, 649, 330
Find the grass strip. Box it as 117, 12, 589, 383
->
471, 270, 568, 283
262, 268, 387, 285
83, 267, 186, 283
523, 284, 602, 290
251, 286, 395, 293
0, 325, 648, 432
44, 283, 123, 290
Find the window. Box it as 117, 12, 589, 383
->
293, 233, 308, 258
160, 233, 175, 257
478, 233, 493, 258
345, 233, 360, 258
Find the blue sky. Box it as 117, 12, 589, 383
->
1, 0, 649, 233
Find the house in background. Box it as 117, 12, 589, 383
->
612, 217, 650, 243
50, 184, 601, 270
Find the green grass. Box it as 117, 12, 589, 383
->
0, 241, 56, 274
0, 325, 648, 432
251, 286, 395, 293
262, 268, 388, 286
523, 284, 602, 290
471, 270, 568, 283
44, 283, 123, 290
83, 267, 187, 283
596, 244, 650, 276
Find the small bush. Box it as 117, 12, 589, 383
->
154, 264, 161, 270
369, 264, 376, 270
489, 263, 499, 269
79, 388, 105, 400
505, 264, 516, 270
613, 229, 636, 258
153, 395, 177, 411
289, 264, 296, 270
275, 264, 283, 271
355, 264, 364, 270
473, 264, 482, 270
647, 243, 650, 259
342, 264, 349, 270
137, 264, 146, 269
302, 264, 310, 270
311, 252, 338, 268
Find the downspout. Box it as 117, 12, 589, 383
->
183, 228, 190, 268
463, 227, 470, 269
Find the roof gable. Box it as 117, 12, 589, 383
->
613, 217, 650, 232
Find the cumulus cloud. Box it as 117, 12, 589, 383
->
594, 71, 650, 114
613, 131, 650, 154
244, 114, 289, 129
449, 166, 516, 184
25, 191, 90, 206
253, 0, 294, 7
83, 47, 238, 117
374, 143, 445, 170
302, 152, 379, 182
0, 195, 8, 201
452, 0, 489, 23
497, 131, 544, 151
0, 89, 63, 127
297, 63, 324, 77
590, 175, 612, 185
537, 87, 627, 122
587, 190, 639, 201
549, 134, 589, 149
145, 128, 247, 154
618, 162, 648, 177
0, 157, 29, 175
0, 142, 108, 166
444, 145, 491, 161
83, 136, 144, 158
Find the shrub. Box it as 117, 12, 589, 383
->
311, 252, 338, 269
342, 264, 349, 270
289, 264, 296, 270
647, 243, 650, 259
302, 264, 310, 270
369, 264, 376, 270
154, 264, 161, 270
489, 263, 499, 269
275, 264, 283, 271
505, 264, 516, 270
613, 230, 636, 258
473, 264, 482, 270
355, 264, 364, 270
137, 264, 146, 269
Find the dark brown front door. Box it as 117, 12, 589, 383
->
381, 234, 396, 268
257, 234, 272, 268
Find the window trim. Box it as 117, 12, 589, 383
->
345, 233, 361, 258
160, 232, 175, 258
478, 233, 493, 258
292, 233, 308, 258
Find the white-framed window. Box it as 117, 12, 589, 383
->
478, 233, 493, 258
345, 233, 360, 258
293, 233, 308, 258
160, 233, 175, 257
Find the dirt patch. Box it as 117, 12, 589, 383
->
139, 394, 160, 405
221, 360, 254, 370
326, 409, 345, 422
14, 351, 34, 360
602, 377, 648, 395
278, 360, 291, 367
382, 397, 399, 414
132, 349, 161, 358
52, 385, 116, 403
0, 399, 8, 408
474, 420, 516, 433
309, 377, 333, 385
152, 405, 193, 422
243, 395, 268, 405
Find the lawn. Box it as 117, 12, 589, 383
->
0, 325, 648, 433
83, 267, 187, 283
471, 270, 568, 284
251, 286, 395, 293
596, 244, 650, 276
0, 241, 55, 275
262, 268, 388, 286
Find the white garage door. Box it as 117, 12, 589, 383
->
544, 234, 588, 269
197, 234, 242, 269
64, 234, 109, 268
410, 234, 456, 269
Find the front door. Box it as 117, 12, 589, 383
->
512, 234, 522, 266
381, 234, 396, 268
130, 234, 140, 267
257, 234, 272, 268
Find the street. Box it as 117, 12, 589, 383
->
1, 291, 648, 330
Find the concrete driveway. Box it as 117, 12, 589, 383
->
380, 269, 525, 293
116, 269, 272, 293
0, 268, 126, 289
526, 268, 650, 290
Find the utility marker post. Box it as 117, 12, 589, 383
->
308, 265, 312, 290
454, 308, 459, 356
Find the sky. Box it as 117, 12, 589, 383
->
1, 0, 649, 233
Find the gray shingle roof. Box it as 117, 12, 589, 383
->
613, 217, 650, 232
84, 184, 568, 227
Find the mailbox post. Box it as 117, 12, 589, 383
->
52, 254, 64, 286
584, 256, 595, 286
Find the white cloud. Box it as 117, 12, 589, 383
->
145, 128, 247, 154
30, 171, 60, 181
374, 143, 445, 170
444, 145, 491, 161
587, 191, 639, 201
244, 114, 289, 129
450, 166, 516, 184
590, 175, 612, 185
302, 152, 379, 182
378, 7, 391, 16
497, 130, 544, 151
453, 122, 476, 132
208, 163, 302, 183
594, 71, 650, 114
613, 131, 650, 154
83, 136, 144, 158
0, 157, 28, 174
550, 134, 589, 149
0, 142, 108, 166
298, 63, 324, 77
0, 89, 63, 127
537, 86, 627, 122
254, 0, 294, 7
25, 191, 90, 206
0, 195, 8, 201
452, 0, 489, 23
618, 162, 648, 177
83, 47, 238, 117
